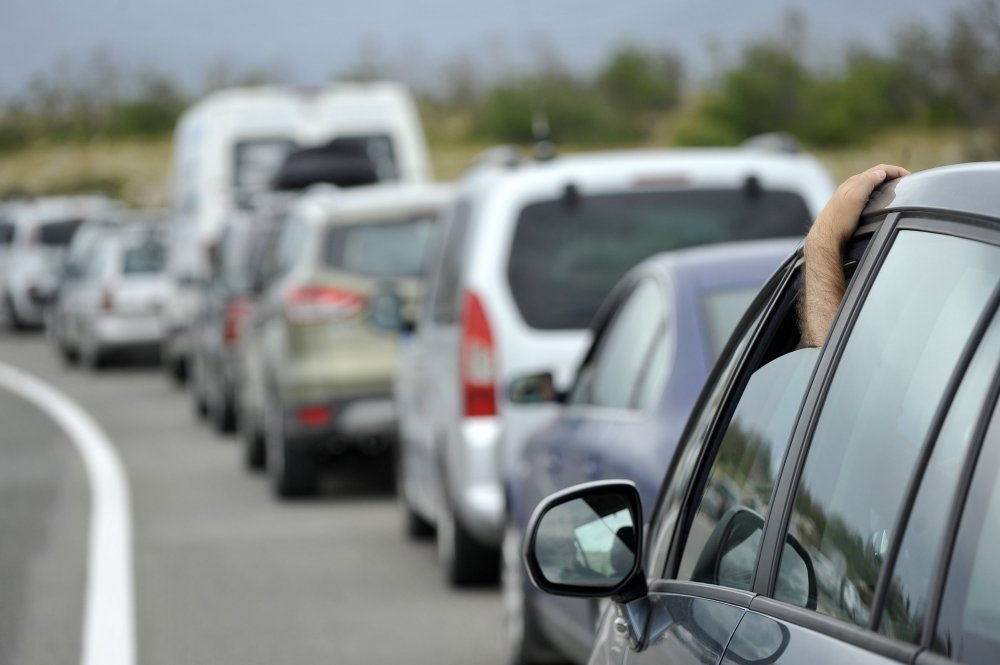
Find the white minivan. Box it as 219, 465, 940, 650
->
396, 145, 835, 586
163, 82, 432, 380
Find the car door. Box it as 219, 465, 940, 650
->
720, 216, 1000, 663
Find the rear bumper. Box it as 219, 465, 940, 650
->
451, 417, 505, 547
94, 314, 164, 349
282, 393, 397, 454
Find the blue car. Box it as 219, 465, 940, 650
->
502, 238, 797, 665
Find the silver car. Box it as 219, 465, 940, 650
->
54, 222, 170, 369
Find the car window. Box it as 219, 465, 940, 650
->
322, 216, 437, 279
123, 239, 167, 275
430, 199, 471, 325
38, 218, 83, 246
776, 230, 1000, 627
568, 278, 670, 411
879, 311, 1000, 642
933, 406, 1000, 665
233, 138, 297, 209
276, 217, 309, 275
701, 287, 761, 359
677, 346, 819, 591
0, 220, 14, 245
507, 188, 810, 330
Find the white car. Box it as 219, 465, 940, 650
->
1, 195, 122, 329
396, 144, 835, 585
55, 222, 170, 369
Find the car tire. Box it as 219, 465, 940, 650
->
211, 389, 237, 434
502, 518, 564, 665
165, 354, 187, 387
397, 452, 434, 539
3, 295, 26, 331
437, 495, 500, 586
191, 360, 209, 420
80, 330, 106, 371
265, 398, 318, 498
58, 339, 80, 365
241, 416, 266, 471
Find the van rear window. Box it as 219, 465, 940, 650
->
38, 219, 84, 246
0, 221, 13, 245
123, 241, 166, 274
323, 216, 436, 279
507, 188, 809, 330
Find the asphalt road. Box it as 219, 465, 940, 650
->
0, 331, 503, 665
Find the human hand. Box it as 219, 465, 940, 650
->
808, 164, 910, 247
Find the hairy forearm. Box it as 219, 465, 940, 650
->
801, 226, 847, 347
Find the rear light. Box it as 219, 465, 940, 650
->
223, 298, 252, 345
296, 405, 332, 427
460, 291, 497, 417
100, 287, 115, 312
283, 285, 366, 324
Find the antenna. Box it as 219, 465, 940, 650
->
532, 112, 556, 162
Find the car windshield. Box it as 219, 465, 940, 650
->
38, 218, 84, 246
507, 188, 810, 330
701, 286, 762, 358
123, 239, 166, 274
322, 216, 437, 279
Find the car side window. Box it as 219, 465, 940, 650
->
933, 403, 1000, 665
568, 278, 670, 411
879, 310, 1000, 642
430, 199, 471, 325
775, 230, 1000, 627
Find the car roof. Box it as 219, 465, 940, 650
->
865, 161, 1000, 221
292, 182, 455, 226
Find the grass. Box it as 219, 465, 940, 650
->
0, 127, 985, 207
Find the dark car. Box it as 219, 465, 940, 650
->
523, 162, 1000, 665
503, 239, 797, 664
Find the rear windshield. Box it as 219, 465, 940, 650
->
233, 138, 297, 208
507, 189, 809, 329
701, 286, 761, 359
0, 221, 13, 245
38, 219, 84, 246
123, 240, 167, 274
323, 216, 436, 279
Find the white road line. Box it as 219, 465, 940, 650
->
0, 363, 135, 665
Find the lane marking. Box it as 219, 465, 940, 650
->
0, 363, 135, 665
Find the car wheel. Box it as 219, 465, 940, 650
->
210, 385, 237, 434
191, 359, 209, 420
165, 353, 187, 386
502, 518, 564, 665
241, 413, 266, 471
265, 397, 317, 498
437, 494, 500, 586
58, 338, 80, 365
397, 452, 434, 539
80, 330, 106, 371
3, 295, 26, 331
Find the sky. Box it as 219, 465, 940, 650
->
0, 0, 968, 97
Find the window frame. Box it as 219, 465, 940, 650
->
746, 212, 1000, 660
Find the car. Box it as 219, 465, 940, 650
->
395, 144, 834, 586
163, 82, 433, 383
523, 161, 1000, 665
502, 239, 797, 665
0, 196, 122, 329
244, 182, 451, 497
53, 221, 170, 369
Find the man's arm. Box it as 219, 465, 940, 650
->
800, 164, 910, 347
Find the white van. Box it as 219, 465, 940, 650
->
163, 82, 432, 380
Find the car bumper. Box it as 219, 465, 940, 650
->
94, 314, 164, 349
452, 417, 505, 546
282, 393, 397, 453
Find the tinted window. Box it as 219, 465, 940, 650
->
38, 219, 83, 246
569, 279, 669, 410
123, 240, 166, 274
702, 287, 762, 359
934, 410, 1000, 663
777, 231, 1000, 626
431, 200, 471, 325
323, 217, 436, 279
326, 135, 398, 182
507, 189, 810, 330
678, 347, 818, 590
881, 312, 1000, 642
0, 221, 13, 245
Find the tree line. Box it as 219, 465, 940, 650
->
1, 0, 998, 155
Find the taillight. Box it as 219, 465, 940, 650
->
296, 404, 332, 427
460, 291, 497, 417
100, 287, 114, 312
224, 298, 252, 345
283, 285, 366, 324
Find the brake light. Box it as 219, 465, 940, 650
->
283, 285, 366, 324
100, 287, 114, 312
224, 298, 252, 345
296, 404, 332, 427
460, 291, 497, 417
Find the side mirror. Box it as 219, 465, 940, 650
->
508, 371, 562, 404
524, 480, 647, 603
691, 507, 817, 611
368, 289, 415, 334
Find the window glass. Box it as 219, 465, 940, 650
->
933, 412, 1000, 664
701, 287, 761, 359
38, 218, 83, 246
880, 312, 1000, 642
123, 239, 167, 275
507, 189, 810, 330
777, 231, 1000, 627
431, 200, 471, 325
634, 325, 671, 412
0, 221, 14, 245
678, 347, 819, 590
323, 217, 437, 279
233, 138, 297, 208
569, 279, 667, 410
326, 135, 398, 182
